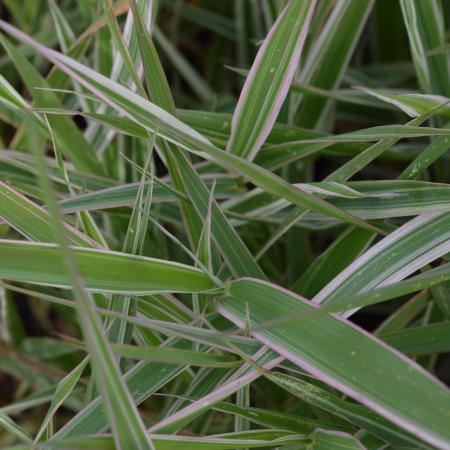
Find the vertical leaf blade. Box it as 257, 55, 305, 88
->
227, 0, 317, 160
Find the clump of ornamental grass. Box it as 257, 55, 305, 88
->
0, 1, 450, 449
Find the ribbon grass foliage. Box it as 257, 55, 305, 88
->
0, 1, 450, 449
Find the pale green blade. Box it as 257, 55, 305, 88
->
271, 372, 427, 449
0, 33, 104, 176
0, 240, 216, 294
219, 278, 450, 449
0, 182, 98, 247
308, 429, 363, 450
314, 212, 450, 313
34, 358, 89, 443
227, 0, 317, 160
45, 430, 308, 450
400, 0, 450, 96
293, 0, 374, 127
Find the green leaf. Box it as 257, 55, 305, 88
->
271, 372, 427, 449
47, 0, 75, 53
148, 347, 282, 435
293, 125, 450, 143
380, 322, 450, 356
361, 88, 450, 118
214, 402, 347, 435
293, 0, 374, 127
57, 178, 240, 213
292, 227, 374, 296
0, 33, 105, 176
314, 212, 450, 311
54, 339, 193, 438
3, 35, 375, 233
0, 413, 33, 443
219, 278, 450, 449
45, 430, 308, 450
34, 358, 89, 443
0, 182, 98, 247
235, 181, 450, 223
400, 0, 450, 96
112, 344, 239, 368
400, 133, 450, 179
26, 78, 157, 450
0, 240, 216, 294
102, 0, 146, 98
125, 1, 265, 278
308, 429, 363, 450
153, 27, 215, 103
227, 0, 317, 160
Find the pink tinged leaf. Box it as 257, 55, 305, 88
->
218, 278, 450, 450
226, 0, 317, 161
148, 346, 282, 434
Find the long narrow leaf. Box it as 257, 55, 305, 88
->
226, 0, 316, 160
0, 240, 216, 294
218, 278, 450, 449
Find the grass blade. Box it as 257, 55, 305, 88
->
314, 212, 450, 313
293, 0, 374, 127
0, 240, 216, 294
227, 0, 317, 160
219, 278, 450, 449
0, 33, 105, 176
